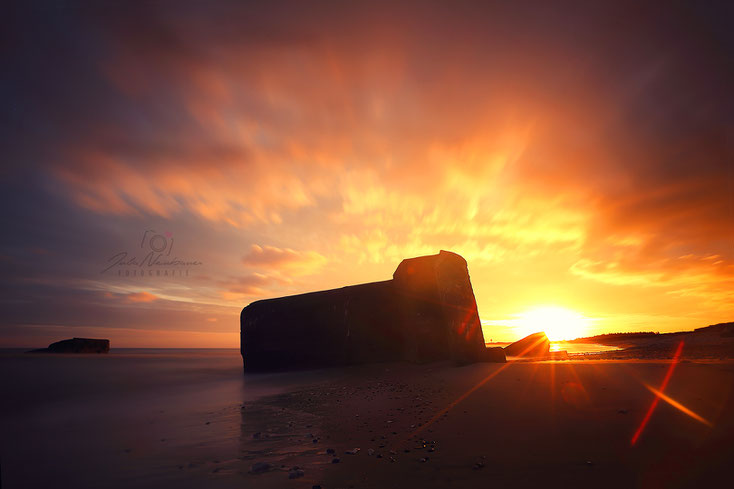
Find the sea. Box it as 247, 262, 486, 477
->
0, 348, 323, 488
486, 342, 621, 355
0, 344, 619, 487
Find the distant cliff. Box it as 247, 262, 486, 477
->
240, 250, 505, 371
28, 338, 110, 354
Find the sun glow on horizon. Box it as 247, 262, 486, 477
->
513, 306, 592, 342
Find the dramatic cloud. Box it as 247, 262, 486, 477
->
1, 0, 732, 345
242, 244, 326, 274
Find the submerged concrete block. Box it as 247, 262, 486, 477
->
503, 332, 550, 357
28, 338, 110, 354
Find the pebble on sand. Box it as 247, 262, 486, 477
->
250, 462, 272, 474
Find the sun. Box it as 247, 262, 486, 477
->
513, 306, 591, 342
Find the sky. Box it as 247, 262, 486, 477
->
1, 0, 732, 347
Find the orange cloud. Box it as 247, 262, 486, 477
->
124, 292, 159, 303
242, 245, 326, 276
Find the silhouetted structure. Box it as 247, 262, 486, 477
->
504, 332, 550, 357
28, 338, 110, 353
240, 250, 505, 371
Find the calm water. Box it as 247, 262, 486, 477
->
550, 341, 622, 354
0, 348, 340, 488
486, 342, 621, 355
0, 345, 622, 487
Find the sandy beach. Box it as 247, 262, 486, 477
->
2, 349, 733, 488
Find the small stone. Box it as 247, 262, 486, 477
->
473, 462, 485, 470
326, 448, 335, 454
250, 462, 271, 474
205, 421, 211, 425
288, 469, 305, 479
346, 448, 361, 455
389, 456, 397, 463
420, 457, 429, 463
331, 457, 341, 464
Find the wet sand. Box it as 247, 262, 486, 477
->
2, 351, 733, 488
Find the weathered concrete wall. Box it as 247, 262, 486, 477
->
392, 251, 487, 363
240, 250, 503, 371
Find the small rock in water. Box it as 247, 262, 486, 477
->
368, 448, 375, 456
420, 457, 429, 463
250, 462, 272, 473
473, 462, 485, 470
326, 448, 335, 455
331, 457, 341, 464
346, 448, 361, 455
